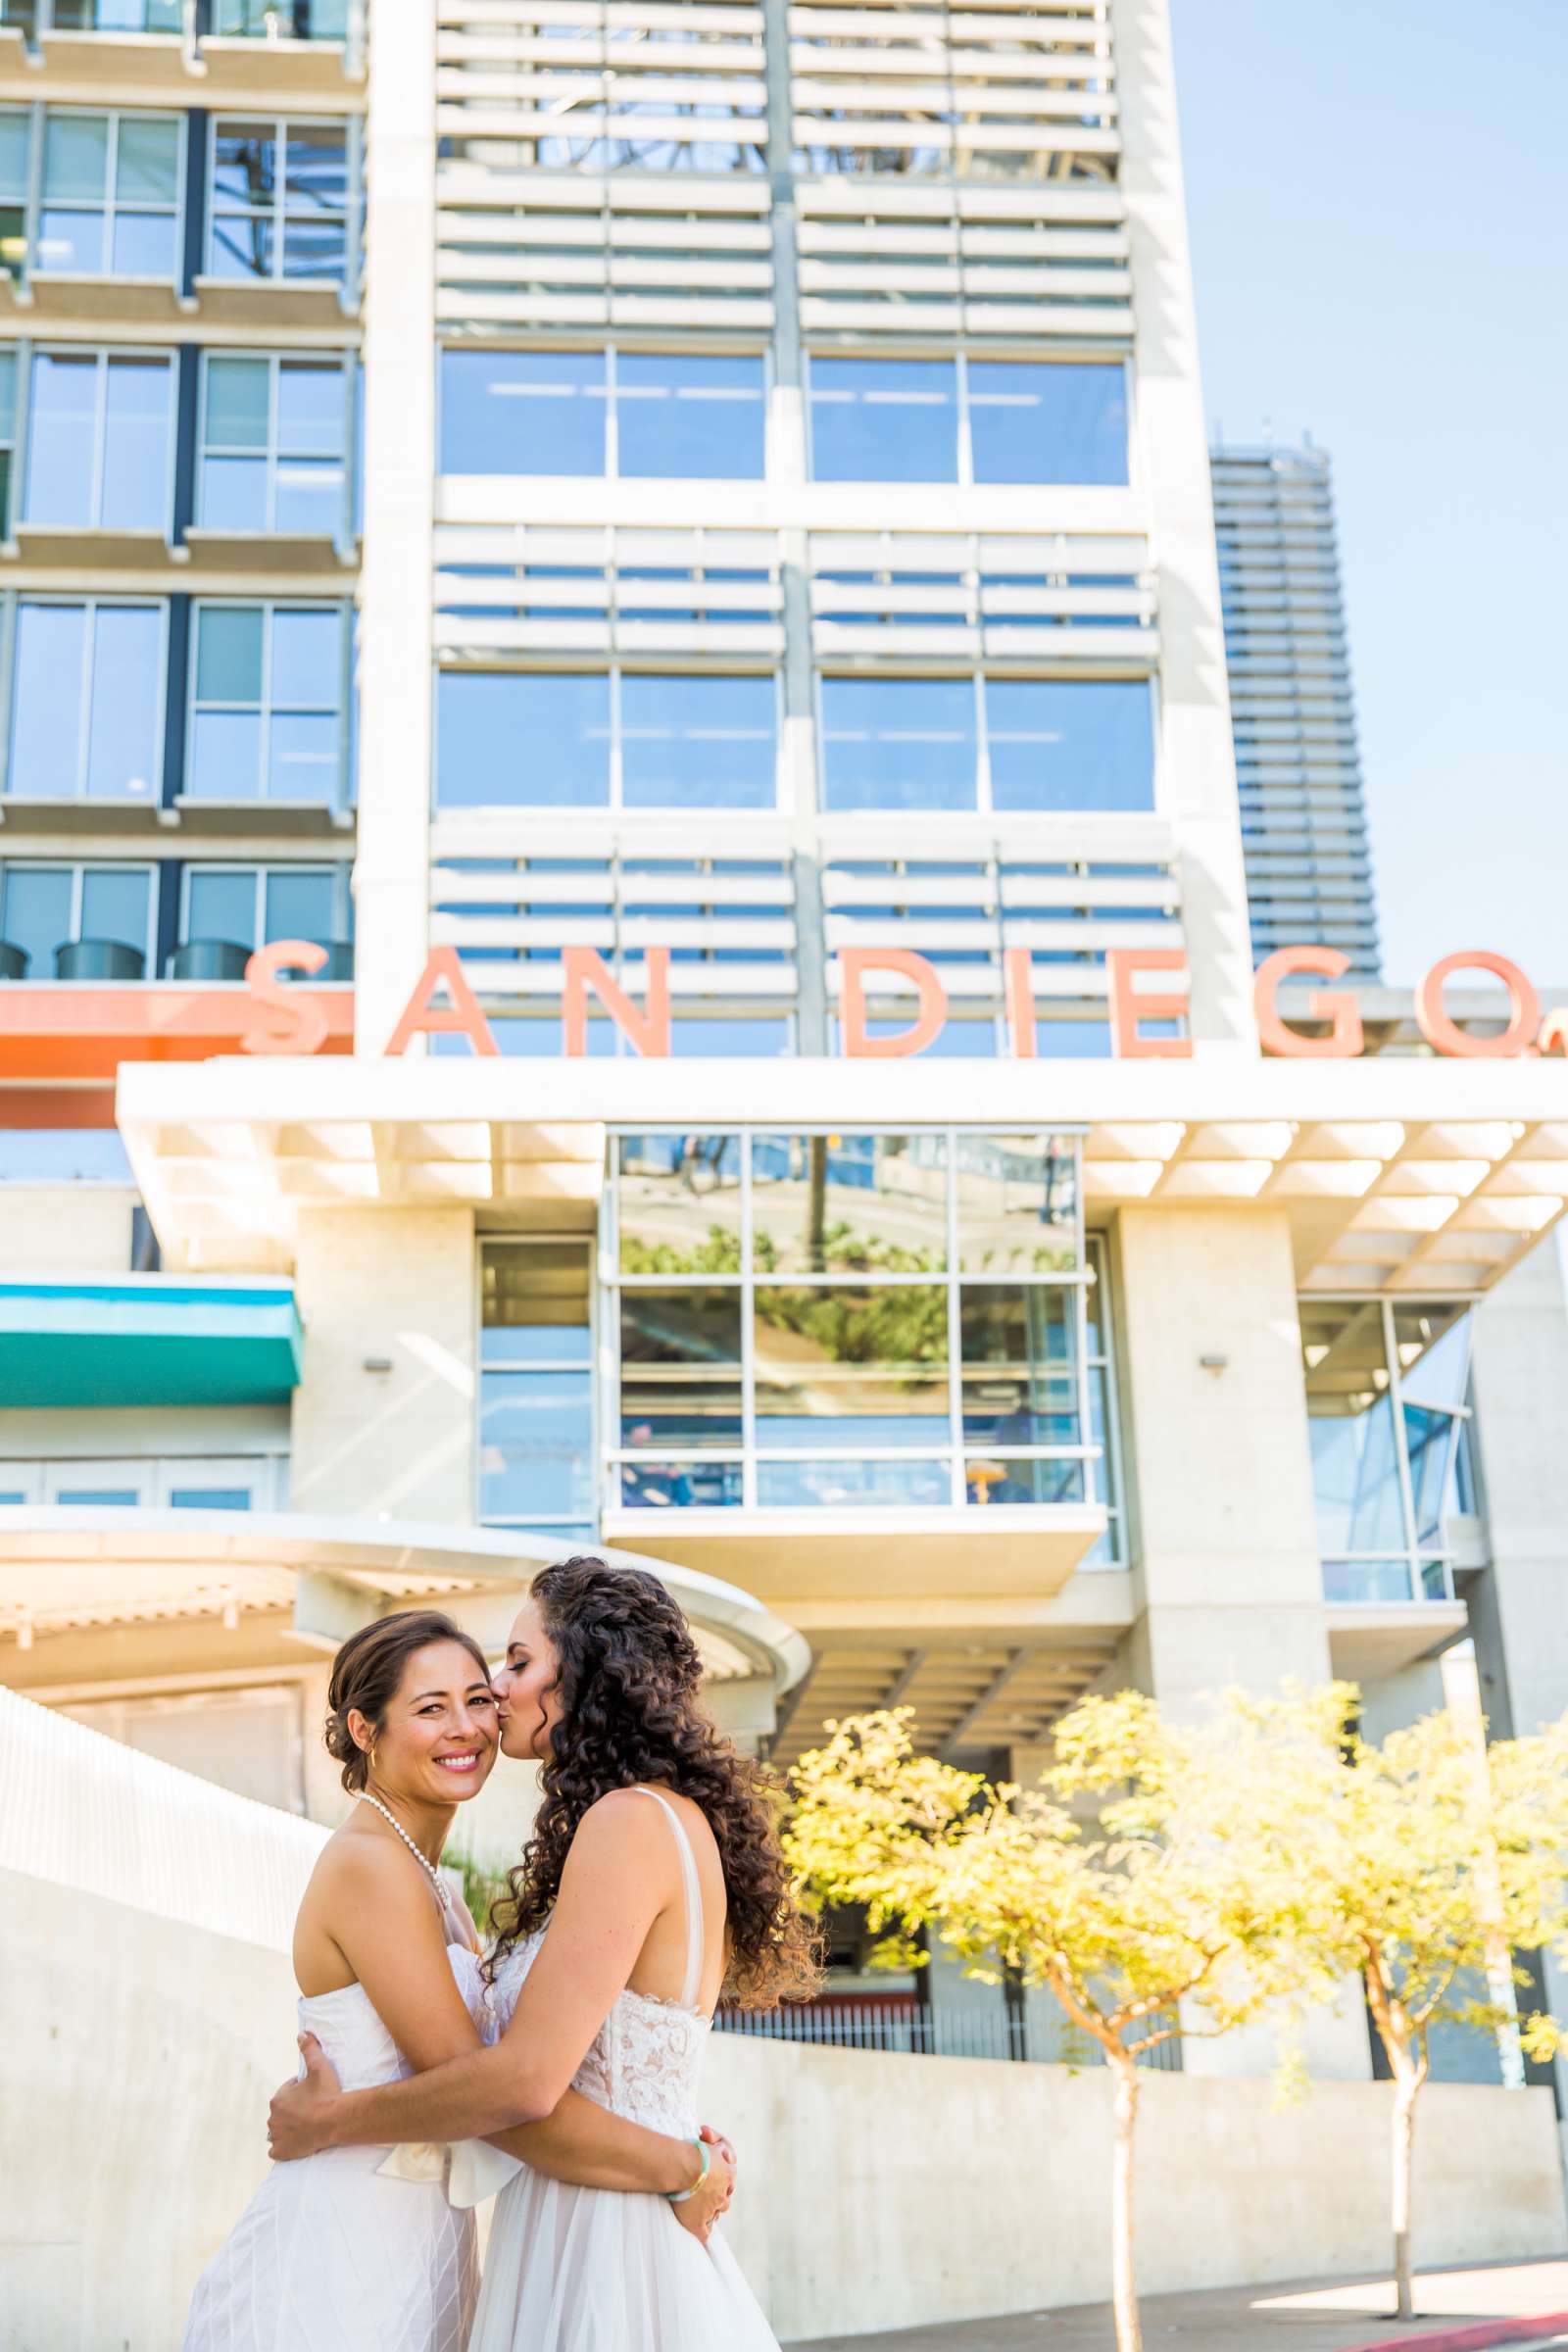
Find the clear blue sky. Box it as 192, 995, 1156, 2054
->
1169, 0, 1568, 987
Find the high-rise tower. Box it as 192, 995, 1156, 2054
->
1210, 440, 1382, 978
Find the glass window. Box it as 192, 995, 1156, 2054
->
616, 354, 765, 480
437, 672, 611, 809
955, 1135, 1078, 1273
38, 111, 179, 278
809, 358, 957, 483
758, 1458, 951, 1508
0, 349, 17, 531
754, 1284, 950, 1451
0, 107, 29, 285
959, 1285, 1078, 1447
751, 1134, 947, 1274
440, 350, 607, 476
967, 361, 1129, 487
24, 350, 172, 531
616, 1134, 742, 1273
620, 675, 775, 810
985, 680, 1154, 814
1, 861, 151, 972
619, 1288, 744, 1449
264, 866, 337, 945
201, 354, 347, 534
209, 118, 350, 284
8, 601, 162, 800
186, 865, 257, 946
187, 603, 345, 804
819, 675, 977, 813
480, 1243, 595, 1532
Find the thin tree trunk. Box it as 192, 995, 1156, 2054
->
1109, 2050, 1143, 2352
1391, 2066, 1419, 2321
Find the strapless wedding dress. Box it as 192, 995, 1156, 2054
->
461, 1788, 779, 2352
182, 1944, 490, 2352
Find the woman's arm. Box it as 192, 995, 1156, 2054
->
318, 1838, 702, 2196
271, 1792, 671, 2151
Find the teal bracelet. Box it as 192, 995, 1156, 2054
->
665, 2136, 710, 2203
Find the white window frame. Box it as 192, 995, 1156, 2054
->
185, 596, 349, 808
206, 114, 353, 288
33, 105, 185, 281
196, 347, 354, 535
177, 858, 348, 954
4, 593, 169, 803
0, 857, 158, 971
476, 1238, 598, 1540
22, 342, 177, 533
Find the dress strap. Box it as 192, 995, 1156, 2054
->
632, 1786, 706, 2012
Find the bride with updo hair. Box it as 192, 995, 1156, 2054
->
183, 1607, 733, 2352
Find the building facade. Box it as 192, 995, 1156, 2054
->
3, 0, 1568, 2090
1211, 439, 1382, 979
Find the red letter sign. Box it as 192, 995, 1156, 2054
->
385, 948, 500, 1056
839, 949, 948, 1057
243, 940, 331, 1056
1253, 946, 1364, 1058
563, 947, 671, 1057
1415, 951, 1540, 1059
1106, 948, 1193, 1059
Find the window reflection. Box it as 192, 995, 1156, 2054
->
616, 1134, 742, 1273
619, 1287, 743, 1448
754, 1284, 950, 1450
480, 1242, 595, 1536
959, 1285, 1077, 1445
751, 1134, 947, 1273
956, 1135, 1077, 1273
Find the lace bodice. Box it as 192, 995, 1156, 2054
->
299, 1945, 491, 2097
490, 1934, 710, 2137
488, 1789, 714, 2137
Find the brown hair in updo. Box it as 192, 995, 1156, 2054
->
324, 1609, 492, 1793
488, 1556, 818, 2009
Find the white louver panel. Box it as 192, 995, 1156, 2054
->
820, 848, 1183, 1004
435, 523, 784, 659
789, 0, 1118, 183
436, 172, 775, 331
809, 530, 1154, 663
796, 178, 1129, 340
431, 851, 800, 1002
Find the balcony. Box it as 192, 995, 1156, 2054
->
0, 2, 365, 100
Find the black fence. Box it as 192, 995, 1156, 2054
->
714, 1998, 1182, 2072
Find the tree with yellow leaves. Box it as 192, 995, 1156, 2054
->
1226, 1688, 1568, 2321
784, 1696, 1344, 2352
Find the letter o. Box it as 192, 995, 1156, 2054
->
1414, 951, 1540, 1059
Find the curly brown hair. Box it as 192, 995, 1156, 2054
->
488, 1555, 818, 2009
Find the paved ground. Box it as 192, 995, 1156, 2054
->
785, 2257, 1568, 2352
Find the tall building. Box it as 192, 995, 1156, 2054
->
1211, 440, 1382, 977
3, 0, 1568, 2091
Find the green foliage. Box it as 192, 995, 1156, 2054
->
756, 1282, 949, 1370
619, 1227, 743, 1276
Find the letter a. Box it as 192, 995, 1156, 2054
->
384, 948, 500, 1056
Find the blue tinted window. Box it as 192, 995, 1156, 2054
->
809, 358, 957, 482
0, 865, 72, 972
188, 602, 344, 804
79, 864, 150, 952
9, 602, 161, 801
38, 112, 179, 278
986, 680, 1153, 813
437, 672, 611, 808
620, 674, 775, 808
968, 361, 1128, 486
616, 354, 764, 479
209, 119, 348, 285
265, 866, 337, 943
188, 866, 257, 944
819, 676, 976, 811
25, 350, 172, 529
440, 350, 607, 475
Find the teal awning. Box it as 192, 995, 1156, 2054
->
0, 1281, 303, 1408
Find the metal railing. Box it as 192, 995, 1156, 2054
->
716, 1998, 1182, 2072
0, 0, 353, 37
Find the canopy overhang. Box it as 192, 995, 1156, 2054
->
0, 1277, 302, 1406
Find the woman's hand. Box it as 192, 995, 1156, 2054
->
667, 2126, 736, 2246
268, 2033, 345, 2162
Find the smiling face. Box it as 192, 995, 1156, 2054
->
348, 1639, 500, 1806
492, 1598, 564, 1762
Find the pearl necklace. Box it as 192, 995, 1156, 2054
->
357, 1790, 455, 1915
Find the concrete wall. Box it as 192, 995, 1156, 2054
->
0, 1185, 135, 1274
7, 1865, 1562, 2352
289, 1203, 477, 1521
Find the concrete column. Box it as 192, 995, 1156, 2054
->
1111, 0, 1254, 1056
1467, 1234, 1568, 2120
289, 1206, 476, 1524
354, 0, 438, 1053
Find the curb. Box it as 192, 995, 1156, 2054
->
1338, 2316, 1568, 2352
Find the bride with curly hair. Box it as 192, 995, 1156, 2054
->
269, 1555, 818, 2351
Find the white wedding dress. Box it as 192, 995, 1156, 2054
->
461, 1787, 779, 2352
182, 1932, 491, 2352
